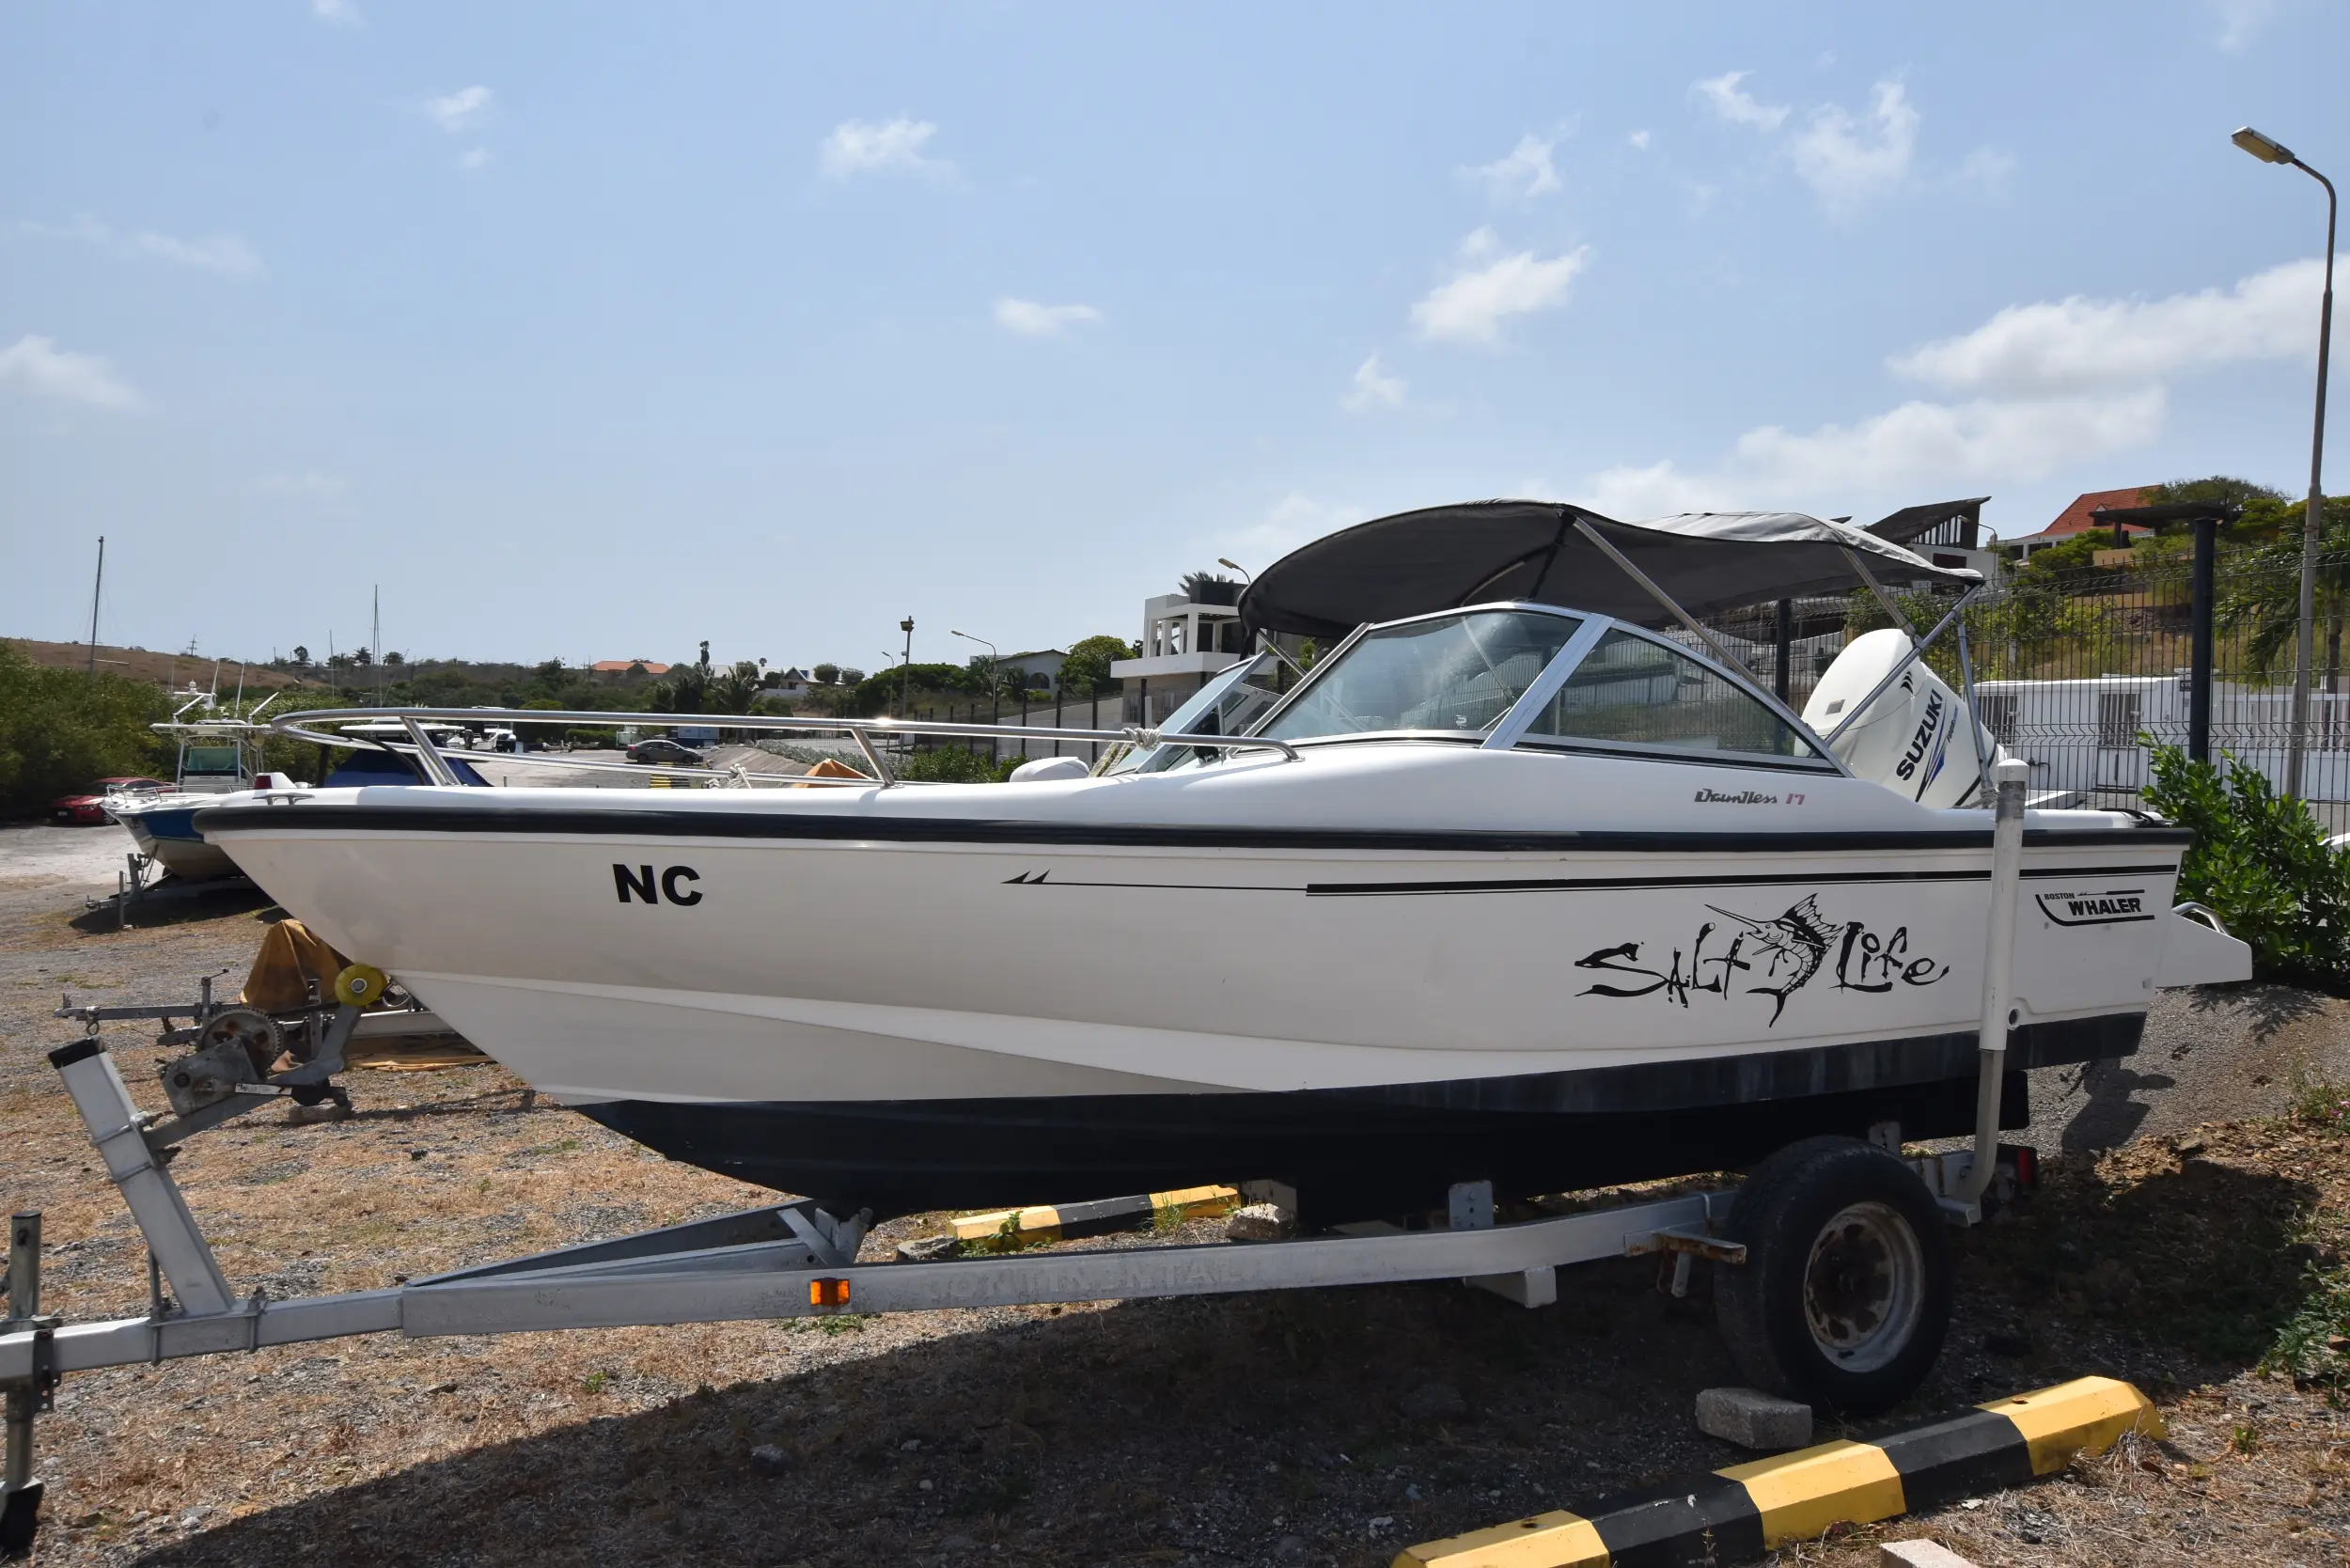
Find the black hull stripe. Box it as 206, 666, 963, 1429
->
1003, 863, 2176, 895
1400, 1380, 2158, 1567
1307, 863, 2176, 896
195, 802, 2194, 855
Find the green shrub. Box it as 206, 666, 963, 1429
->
2145, 743, 2350, 989
895, 746, 1031, 784
0, 640, 172, 817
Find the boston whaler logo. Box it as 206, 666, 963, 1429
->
2033, 887, 2153, 927
1574, 894, 1948, 1027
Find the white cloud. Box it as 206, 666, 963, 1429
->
1692, 71, 1921, 215
993, 298, 1104, 337
1460, 133, 1559, 202
0, 335, 145, 411
819, 118, 950, 180
1410, 228, 1590, 348
1787, 81, 1919, 214
1340, 353, 1406, 413
133, 230, 260, 275
256, 471, 349, 499
422, 86, 493, 133
1956, 146, 2016, 195
1587, 392, 2167, 519
23, 216, 261, 275
458, 148, 491, 171
1692, 71, 1788, 131
2212, 0, 2277, 50
1626, 130, 1653, 152
19, 214, 109, 245
1214, 492, 1365, 562
1888, 259, 2329, 395
311, 0, 362, 25
1584, 255, 2340, 519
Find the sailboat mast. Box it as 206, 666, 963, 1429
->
86, 535, 104, 677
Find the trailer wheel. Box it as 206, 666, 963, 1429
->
1713, 1135, 1950, 1416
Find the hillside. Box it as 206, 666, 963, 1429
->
9, 638, 306, 692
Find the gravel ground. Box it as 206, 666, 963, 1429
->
4, 823, 2350, 1566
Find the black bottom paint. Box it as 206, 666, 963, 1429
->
578, 1015, 2130, 1221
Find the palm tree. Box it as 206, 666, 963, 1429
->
2220, 511, 2350, 692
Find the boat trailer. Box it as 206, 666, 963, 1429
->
0, 1015, 2040, 1558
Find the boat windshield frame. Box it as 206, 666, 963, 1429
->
1243, 601, 1849, 776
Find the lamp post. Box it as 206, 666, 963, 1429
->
951, 630, 999, 756
899, 617, 916, 720
2233, 126, 2336, 801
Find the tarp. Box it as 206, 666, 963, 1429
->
240, 918, 351, 1011
1237, 500, 1981, 641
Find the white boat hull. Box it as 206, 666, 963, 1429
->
200, 745, 2223, 1217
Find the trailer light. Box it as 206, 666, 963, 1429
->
809, 1278, 851, 1308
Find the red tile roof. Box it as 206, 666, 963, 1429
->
2051, 486, 2160, 532
2008, 486, 2156, 544
591, 659, 669, 674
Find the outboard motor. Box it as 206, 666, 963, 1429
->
1802, 627, 2000, 808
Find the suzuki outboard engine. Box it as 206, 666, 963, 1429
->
1802, 627, 2001, 808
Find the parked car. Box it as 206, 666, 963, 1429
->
625, 738, 705, 767
50, 776, 171, 825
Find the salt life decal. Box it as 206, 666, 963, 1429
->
1574, 894, 1949, 1026
2033, 887, 2153, 926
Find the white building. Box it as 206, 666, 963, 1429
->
1111, 580, 1254, 725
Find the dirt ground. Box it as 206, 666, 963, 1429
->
5, 823, 2350, 1567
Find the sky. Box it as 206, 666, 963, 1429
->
6, 1, 2349, 674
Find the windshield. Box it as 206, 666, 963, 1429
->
1100, 652, 1289, 776
1518, 628, 1821, 760
1260, 610, 1580, 743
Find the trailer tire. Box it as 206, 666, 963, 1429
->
1713, 1135, 1950, 1416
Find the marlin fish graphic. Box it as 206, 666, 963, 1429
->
1705, 894, 1838, 1025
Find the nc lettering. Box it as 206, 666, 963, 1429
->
614, 864, 703, 906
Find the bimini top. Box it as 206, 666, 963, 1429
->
1238, 500, 1981, 640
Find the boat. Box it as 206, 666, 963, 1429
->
195, 503, 2249, 1222
106, 698, 285, 880
113, 709, 485, 882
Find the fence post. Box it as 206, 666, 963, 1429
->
1773, 599, 1793, 702
2190, 515, 2216, 765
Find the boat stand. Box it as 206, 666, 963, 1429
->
0, 1034, 1753, 1557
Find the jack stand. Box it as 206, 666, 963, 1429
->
2, 1214, 57, 1560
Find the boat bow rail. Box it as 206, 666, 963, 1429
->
265, 706, 1300, 788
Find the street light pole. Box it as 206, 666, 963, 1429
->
899, 617, 916, 719
2234, 126, 2335, 800
951, 630, 999, 759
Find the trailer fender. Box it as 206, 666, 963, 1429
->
2154, 902, 2252, 989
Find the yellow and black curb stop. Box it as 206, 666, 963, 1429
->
951, 1185, 1240, 1251
1393, 1376, 2160, 1568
